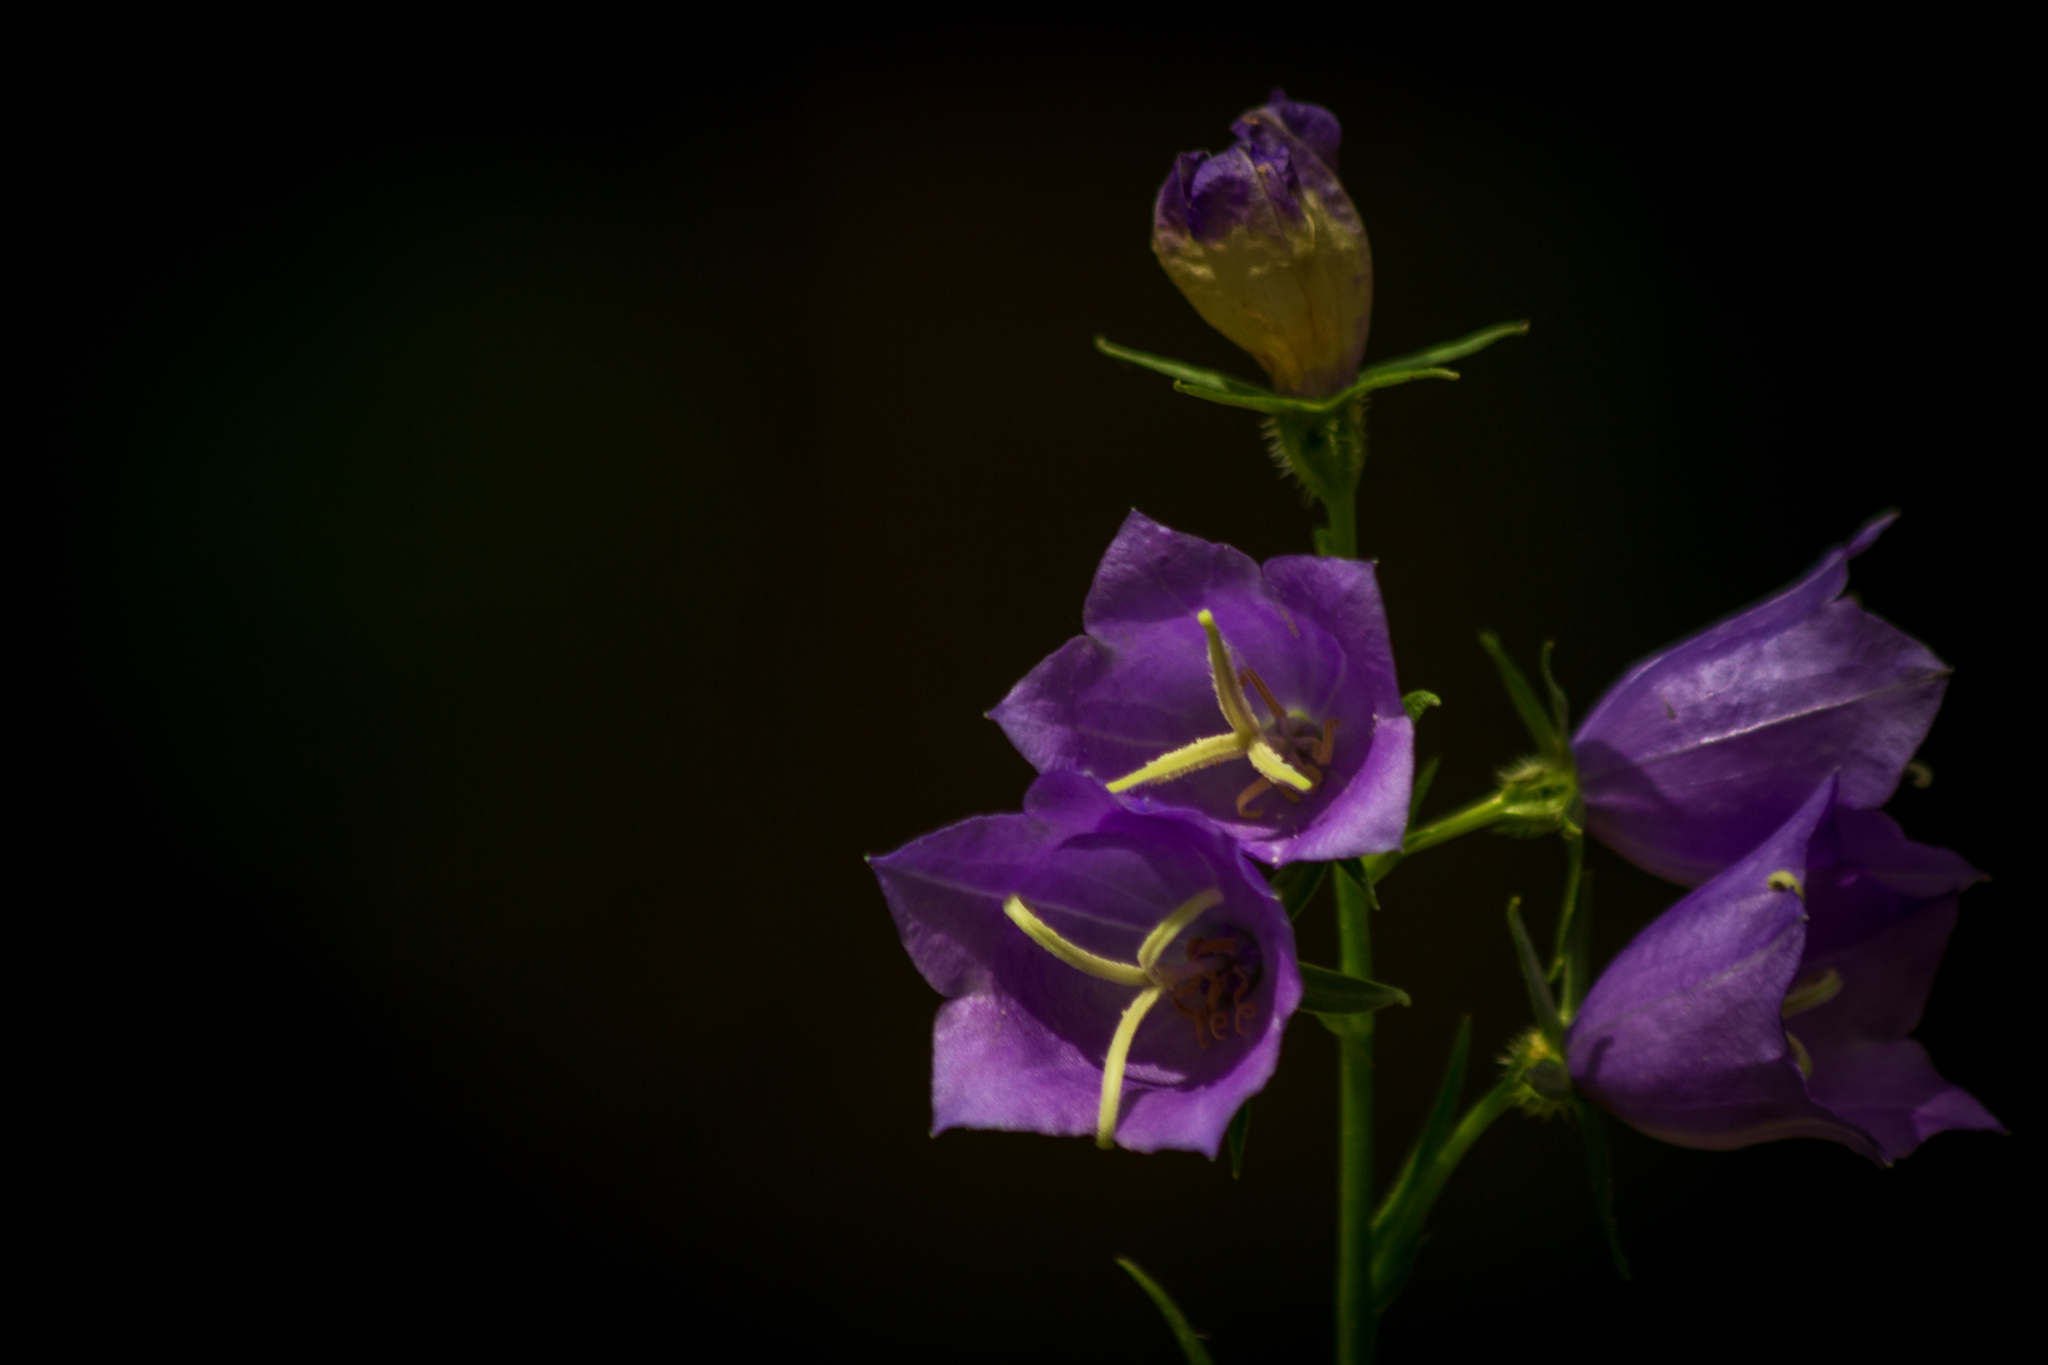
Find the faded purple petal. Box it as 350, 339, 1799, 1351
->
1573, 514, 1949, 886
1570, 780, 2001, 1164
990, 512, 1412, 866
869, 771, 1302, 1157
1262, 87, 1342, 169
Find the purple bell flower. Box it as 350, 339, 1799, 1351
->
1573, 514, 1949, 886
990, 511, 1413, 866
1153, 90, 1372, 399
869, 771, 1303, 1156
1566, 778, 2001, 1164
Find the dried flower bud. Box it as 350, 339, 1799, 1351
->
1152, 91, 1372, 398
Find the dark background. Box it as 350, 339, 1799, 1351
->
59, 32, 2025, 1358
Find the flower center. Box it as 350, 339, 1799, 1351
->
1158, 933, 1262, 1048
1001, 888, 1259, 1148
1104, 609, 1339, 820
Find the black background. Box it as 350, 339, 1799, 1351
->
58, 29, 2026, 1358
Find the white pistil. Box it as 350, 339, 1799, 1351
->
1104, 610, 1314, 798
1003, 888, 1227, 1149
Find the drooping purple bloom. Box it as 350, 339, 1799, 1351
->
869, 771, 1303, 1156
1573, 514, 1949, 886
1153, 89, 1372, 399
1566, 778, 2001, 1164
990, 511, 1413, 867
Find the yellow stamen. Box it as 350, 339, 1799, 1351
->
1200, 609, 1263, 740
1781, 968, 1843, 1018
1136, 888, 1223, 971
1767, 870, 1806, 900
1106, 731, 1249, 793
1002, 896, 1149, 986
1098, 987, 1164, 1148
1786, 1029, 1814, 1078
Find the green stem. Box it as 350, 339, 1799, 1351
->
1359, 790, 1511, 886
1334, 866, 1375, 1365
1321, 479, 1359, 560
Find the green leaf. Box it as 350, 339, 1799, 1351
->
1269, 860, 1328, 921
1401, 689, 1442, 722
1115, 1258, 1216, 1365
1573, 1098, 1632, 1281
1299, 962, 1410, 1015
1408, 755, 1441, 828
1506, 897, 1564, 1047
1358, 320, 1529, 380
1093, 336, 1269, 397
1226, 1101, 1251, 1180
1478, 631, 1561, 754
1371, 1018, 1472, 1309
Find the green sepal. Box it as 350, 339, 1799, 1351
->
1336, 856, 1378, 909
1507, 897, 1565, 1049
1267, 860, 1328, 922
1573, 1097, 1632, 1281
1478, 631, 1562, 756
1226, 1101, 1252, 1180
1096, 320, 1525, 418
1538, 640, 1571, 741
1408, 755, 1441, 827
1362, 320, 1529, 378
1299, 962, 1410, 1015
1371, 1017, 1472, 1310
1092, 336, 1271, 399
1401, 689, 1442, 722
1115, 1258, 1216, 1365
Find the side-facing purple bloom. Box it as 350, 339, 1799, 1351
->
990, 511, 1413, 866
869, 771, 1303, 1156
1566, 778, 2001, 1164
1153, 90, 1372, 399
1573, 514, 1949, 886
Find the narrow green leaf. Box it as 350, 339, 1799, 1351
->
1538, 640, 1571, 740
1299, 962, 1410, 1015
1408, 755, 1441, 828
1370, 1018, 1472, 1308
1172, 379, 1322, 415
1573, 1098, 1632, 1281
1565, 863, 1594, 1023
1226, 1101, 1252, 1180
1357, 320, 1529, 380
1478, 631, 1560, 753
1319, 364, 1460, 407
1093, 336, 1268, 396
1507, 897, 1563, 1046
1269, 860, 1328, 922
1115, 1258, 1216, 1365
1401, 689, 1442, 722
1548, 833, 1584, 996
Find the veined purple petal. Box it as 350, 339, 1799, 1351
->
1573, 514, 1949, 886
1569, 780, 2000, 1164
870, 771, 1303, 1157
990, 512, 1412, 866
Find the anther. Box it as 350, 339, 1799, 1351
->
1237, 776, 1272, 817
1785, 1029, 1814, 1079
1767, 870, 1806, 901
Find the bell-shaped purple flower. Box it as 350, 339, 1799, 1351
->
1572, 514, 1949, 886
990, 511, 1413, 866
1153, 90, 1372, 399
1566, 778, 2001, 1164
869, 771, 1303, 1156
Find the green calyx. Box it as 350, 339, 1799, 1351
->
1479, 633, 1584, 837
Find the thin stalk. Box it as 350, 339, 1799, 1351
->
1360, 789, 1512, 886
1334, 865, 1375, 1365
1369, 1076, 1519, 1303
1322, 480, 1359, 560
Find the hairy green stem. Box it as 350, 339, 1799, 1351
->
1334, 866, 1375, 1365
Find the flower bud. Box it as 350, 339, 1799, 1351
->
1152, 91, 1373, 399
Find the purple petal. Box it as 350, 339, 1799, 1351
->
1567, 781, 1884, 1161
990, 512, 1411, 865
1261, 88, 1342, 170
1573, 515, 1948, 886
870, 771, 1302, 1157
